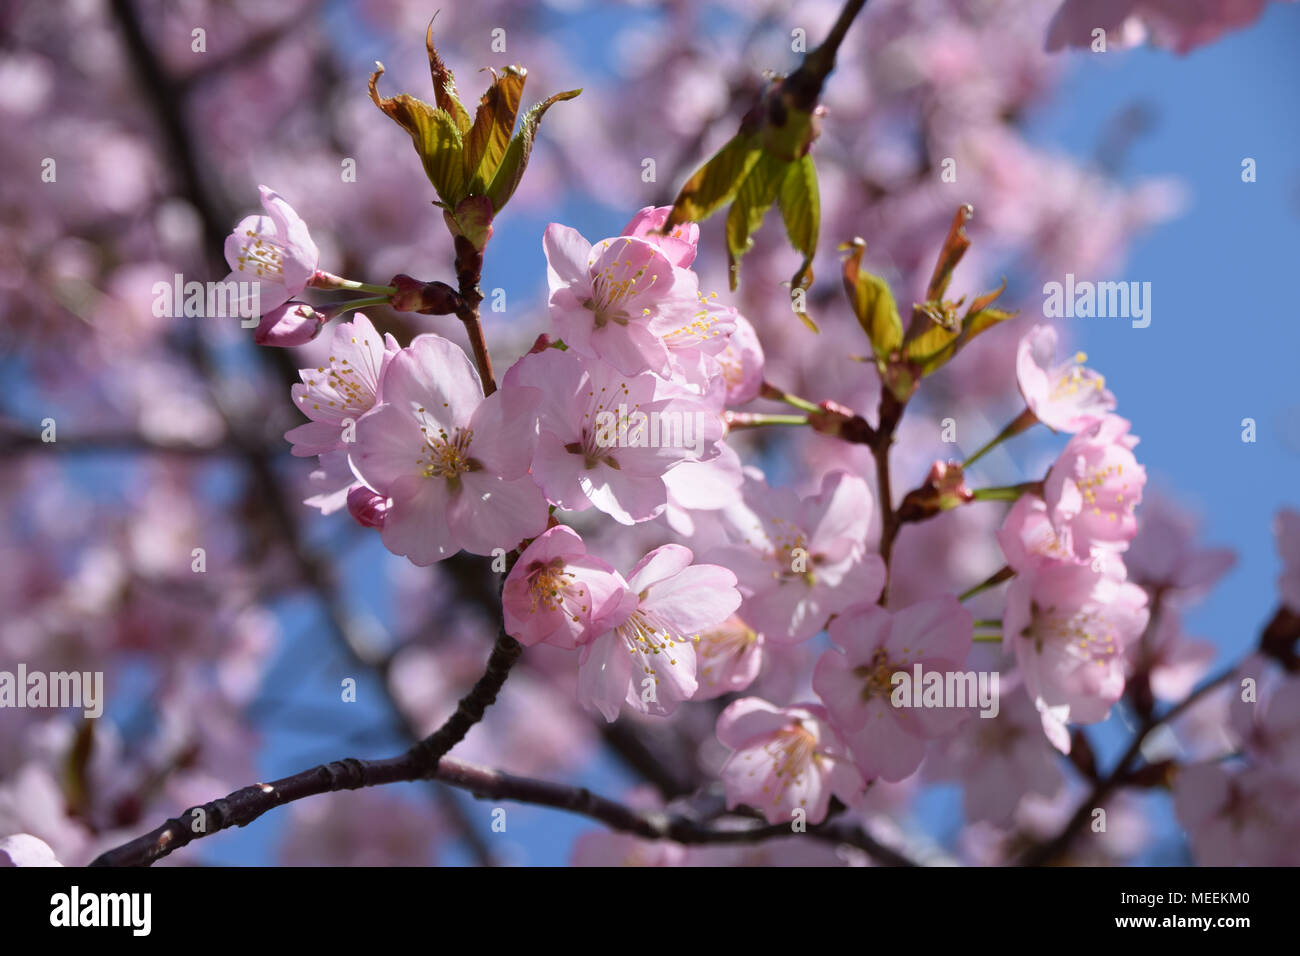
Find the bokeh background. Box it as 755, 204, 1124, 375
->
2, 0, 1298, 866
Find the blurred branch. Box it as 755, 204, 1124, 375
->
0, 428, 237, 457
177, 2, 325, 94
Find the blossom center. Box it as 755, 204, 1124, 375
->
418, 426, 475, 481
852, 647, 907, 701
234, 229, 286, 280
528, 561, 589, 623
583, 239, 657, 327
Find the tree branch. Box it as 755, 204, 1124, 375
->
91, 750, 915, 867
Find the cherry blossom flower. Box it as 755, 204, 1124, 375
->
544, 224, 692, 375
1044, 415, 1146, 560
716, 698, 866, 825
502, 525, 631, 650
503, 347, 723, 525
1174, 763, 1300, 865
813, 597, 975, 782
285, 313, 399, 458
925, 683, 1064, 825
620, 205, 699, 268
1230, 670, 1300, 781
222, 185, 320, 317
713, 310, 765, 405
708, 471, 885, 644
1124, 493, 1235, 595
997, 493, 1124, 578
662, 442, 744, 537
1046, 0, 1285, 56
1015, 324, 1115, 432
1130, 609, 1215, 702
350, 334, 549, 564
693, 614, 764, 699
576, 544, 740, 721
1004, 563, 1149, 752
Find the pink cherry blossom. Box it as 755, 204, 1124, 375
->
620, 205, 700, 268
502, 525, 631, 650
1131, 609, 1215, 702
223, 185, 320, 317
1174, 763, 1300, 865
1004, 563, 1149, 752
694, 614, 764, 699
253, 301, 324, 347
662, 442, 743, 536
285, 313, 399, 458
716, 698, 866, 825
350, 334, 549, 564
1046, 0, 1286, 56
813, 597, 975, 782
1044, 415, 1146, 560
1015, 324, 1115, 432
1230, 670, 1300, 781
1125, 493, 1235, 594
925, 683, 1064, 825
712, 310, 765, 406
503, 347, 723, 525
708, 471, 885, 644
996, 493, 1125, 578
544, 224, 693, 375
576, 544, 740, 721
1275, 508, 1300, 614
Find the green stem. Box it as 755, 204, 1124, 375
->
958, 565, 1014, 602
963, 407, 1038, 468
760, 381, 820, 414
323, 295, 390, 318
312, 271, 397, 296
973, 633, 1003, 643
973, 618, 1002, 630
971, 480, 1043, 503
726, 412, 811, 430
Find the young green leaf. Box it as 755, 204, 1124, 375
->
485, 88, 582, 213
778, 153, 820, 324
465, 66, 527, 194
725, 151, 789, 290
841, 240, 903, 364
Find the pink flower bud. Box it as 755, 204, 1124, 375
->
346, 486, 389, 529
254, 301, 324, 347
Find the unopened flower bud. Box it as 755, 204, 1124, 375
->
389, 274, 461, 315
347, 486, 389, 529
253, 301, 324, 347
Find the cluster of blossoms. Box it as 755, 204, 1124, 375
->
219, 175, 1300, 858
247, 184, 1164, 827
267, 201, 748, 720
6, 0, 1298, 869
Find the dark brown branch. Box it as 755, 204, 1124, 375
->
91, 750, 915, 867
